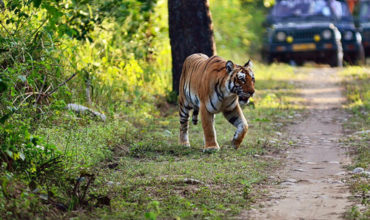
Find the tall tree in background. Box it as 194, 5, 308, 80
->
168, 0, 216, 95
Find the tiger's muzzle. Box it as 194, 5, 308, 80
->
238, 91, 254, 105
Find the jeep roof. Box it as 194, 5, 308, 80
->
358, 0, 370, 21
269, 0, 353, 23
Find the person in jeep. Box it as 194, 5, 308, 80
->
333, 0, 365, 64
357, 0, 370, 56
262, 0, 363, 66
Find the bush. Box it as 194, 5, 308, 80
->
210, 0, 271, 62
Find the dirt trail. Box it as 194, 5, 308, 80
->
246, 67, 352, 219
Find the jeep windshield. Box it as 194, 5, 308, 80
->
359, 1, 370, 21
271, 0, 351, 21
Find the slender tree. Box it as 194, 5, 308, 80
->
168, 0, 216, 95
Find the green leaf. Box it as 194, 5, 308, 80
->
5, 150, 13, 158
144, 212, 157, 220
18, 75, 27, 83
0, 81, 7, 93
0, 107, 17, 124
44, 4, 63, 18
31, 136, 39, 146
0, 113, 11, 124
254, 118, 271, 122
19, 152, 25, 161
33, 0, 42, 8
1, 177, 9, 198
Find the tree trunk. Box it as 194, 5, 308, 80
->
168, 0, 216, 95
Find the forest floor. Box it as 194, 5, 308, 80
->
45, 64, 305, 219
74, 65, 367, 219
4, 64, 367, 219
48, 65, 368, 219
244, 67, 369, 220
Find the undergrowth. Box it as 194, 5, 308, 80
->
1, 61, 304, 218
0, 0, 300, 218
340, 66, 370, 220
32, 63, 304, 218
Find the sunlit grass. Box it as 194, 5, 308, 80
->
35, 62, 307, 218
0, 0, 311, 218
339, 66, 369, 166
340, 66, 370, 220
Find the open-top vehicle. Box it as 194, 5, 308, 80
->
262, 0, 364, 66
355, 0, 370, 57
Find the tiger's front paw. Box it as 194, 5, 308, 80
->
203, 145, 220, 153
231, 140, 241, 149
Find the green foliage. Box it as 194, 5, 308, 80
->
0, 109, 64, 218
3, 0, 100, 41
33, 63, 301, 219
0, 0, 300, 218
0, 75, 8, 94
340, 67, 370, 168
340, 67, 370, 114
56, 0, 171, 109
145, 200, 161, 220
210, 0, 270, 62
0, 0, 170, 217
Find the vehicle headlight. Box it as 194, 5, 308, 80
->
322, 30, 332, 39
276, 32, 286, 42
344, 31, 353, 40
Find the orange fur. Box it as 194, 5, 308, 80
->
178, 53, 255, 151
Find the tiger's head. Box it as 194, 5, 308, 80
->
226, 59, 255, 105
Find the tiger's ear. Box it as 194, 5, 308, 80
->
226, 61, 234, 75
244, 59, 253, 68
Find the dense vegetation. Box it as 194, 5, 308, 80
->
0, 0, 279, 218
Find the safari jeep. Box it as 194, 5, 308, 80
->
356, 0, 370, 57
335, 0, 365, 64
262, 0, 363, 66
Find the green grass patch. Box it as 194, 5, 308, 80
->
23, 63, 303, 219
340, 66, 370, 219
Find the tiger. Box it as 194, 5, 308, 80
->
178, 53, 255, 152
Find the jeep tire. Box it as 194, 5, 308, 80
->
262, 51, 274, 64
355, 46, 365, 66
329, 52, 343, 67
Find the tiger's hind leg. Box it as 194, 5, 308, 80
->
179, 103, 191, 147
223, 105, 248, 149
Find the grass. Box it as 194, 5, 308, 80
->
29, 63, 305, 219
0, 0, 308, 217
339, 66, 370, 220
